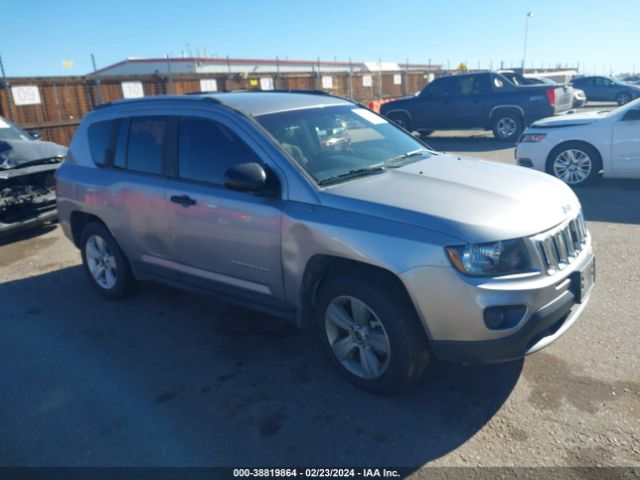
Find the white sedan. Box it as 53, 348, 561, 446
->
515, 99, 640, 186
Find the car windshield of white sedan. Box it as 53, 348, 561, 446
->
257, 105, 431, 185
598, 97, 640, 116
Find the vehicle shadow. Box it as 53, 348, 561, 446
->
0, 266, 522, 468
0, 222, 58, 247
425, 134, 514, 153
576, 179, 640, 225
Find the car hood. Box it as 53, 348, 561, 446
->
530, 110, 603, 128
0, 139, 67, 170
320, 154, 580, 243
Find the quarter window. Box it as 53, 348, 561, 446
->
178, 117, 261, 185
88, 119, 118, 166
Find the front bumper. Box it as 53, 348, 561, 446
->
400, 239, 594, 363
429, 287, 590, 363
514, 138, 554, 172
0, 208, 57, 237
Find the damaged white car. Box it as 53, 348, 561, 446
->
0, 116, 66, 236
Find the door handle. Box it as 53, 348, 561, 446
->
170, 195, 196, 207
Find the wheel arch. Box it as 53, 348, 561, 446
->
383, 108, 413, 121
299, 254, 422, 331
545, 139, 604, 174
382, 109, 413, 130
69, 211, 109, 248
489, 105, 525, 124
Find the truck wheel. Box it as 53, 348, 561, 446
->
387, 112, 412, 132
616, 92, 632, 105
80, 222, 134, 299
546, 142, 602, 187
316, 272, 430, 393
492, 112, 523, 142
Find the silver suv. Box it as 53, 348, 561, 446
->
57, 92, 595, 392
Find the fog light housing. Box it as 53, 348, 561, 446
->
484, 305, 527, 330
517, 158, 534, 167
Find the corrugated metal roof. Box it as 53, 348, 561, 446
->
93, 57, 441, 75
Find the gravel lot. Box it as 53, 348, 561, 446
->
1, 104, 639, 474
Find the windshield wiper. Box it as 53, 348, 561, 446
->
317, 166, 386, 186
385, 148, 430, 167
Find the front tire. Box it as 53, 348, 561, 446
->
617, 92, 632, 105
546, 142, 602, 187
492, 111, 523, 142
80, 222, 134, 299
316, 272, 430, 393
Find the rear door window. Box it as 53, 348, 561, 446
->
126, 117, 169, 175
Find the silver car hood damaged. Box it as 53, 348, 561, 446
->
0, 139, 67, 170
321, 155, 580, 243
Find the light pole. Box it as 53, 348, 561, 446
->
521, 12, 533, 72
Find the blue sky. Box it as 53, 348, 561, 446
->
1, 0, 638, 77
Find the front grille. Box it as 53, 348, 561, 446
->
532, 213, 588, 274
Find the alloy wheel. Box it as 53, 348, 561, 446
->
553, 149, 592, 185
496, 117, 517, 138
324, 295, 391, 380
85, 234, 118, 289
618, 93, 631, 105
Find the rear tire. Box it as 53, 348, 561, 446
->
315, 271, 430, 393
546, 141, 602, 187
80, 222, 134, 299
492, 111, 523, 142
387, 112, 412, 132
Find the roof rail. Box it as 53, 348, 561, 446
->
93, 95, 221, 109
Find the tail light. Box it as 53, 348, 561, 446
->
546, 88, 556, 106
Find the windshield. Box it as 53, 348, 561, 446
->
0, 117, 32, 141
596, 97, 640, 116
256, 105, 431, 184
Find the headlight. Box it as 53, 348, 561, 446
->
519, 133, 546, 143
445, 239, 531, 277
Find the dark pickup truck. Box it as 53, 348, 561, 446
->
380, 72, 574, 142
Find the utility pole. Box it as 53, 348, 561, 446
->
405, 58, 409, 96
378, 57, 383, 100
165, 54, 174, 94
0, 53, 14, 120
91, 53, 105, 105
521, 12, 533, 71
348, 58, 353, 99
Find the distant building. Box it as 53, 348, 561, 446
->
92, 57, 441, 76
525, 69, 578, 83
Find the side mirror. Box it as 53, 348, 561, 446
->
622, 109, 640, 122
28, 130, 42, 140
223, 162, 268, 192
